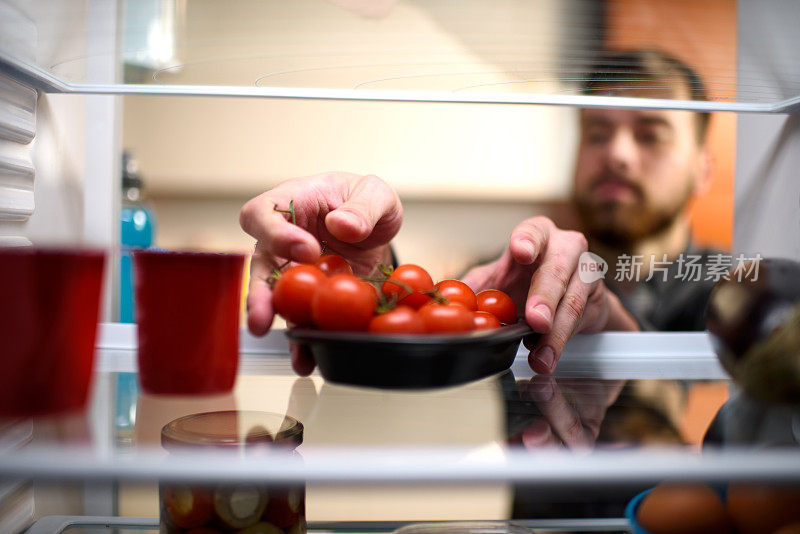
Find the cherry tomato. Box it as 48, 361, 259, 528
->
368, 305, 425, 334
364, 282, 380, 301
418, 302, 474, 334
435, 279, 477, 311
473, 310, 501, 330
162, 485, 215, 529
272, 265, 326, 326
476, 289, 517, 325
382, 264, 434, 309
312, 274, 376, 331
314, 254, 353, 276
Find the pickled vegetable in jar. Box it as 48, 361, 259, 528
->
160, 410, 305, 533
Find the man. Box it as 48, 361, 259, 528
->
556, 49, 721, 447
239, 49, 715, 377
572, 49, 718, 331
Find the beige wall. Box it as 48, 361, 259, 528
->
124, 97, 576, 202
123, 0, 579, 202
124, 0, 587, 277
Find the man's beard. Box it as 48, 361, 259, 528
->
573, 176, 694, 249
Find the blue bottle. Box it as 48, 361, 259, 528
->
117, 153, 154, 434
119, 151, 155, 323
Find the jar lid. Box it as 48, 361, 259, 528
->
161, 410, 303, 450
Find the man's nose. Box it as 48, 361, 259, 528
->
606, 130, 639, 175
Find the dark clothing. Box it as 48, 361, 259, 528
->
605, 246, 723, 332
468, 244, 723, 332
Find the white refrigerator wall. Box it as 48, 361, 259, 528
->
0, 0, 121, 319
0, 0, 91, 246
0, 0, 123, 522
0, 92, 87, 247
734, 0, 800, 261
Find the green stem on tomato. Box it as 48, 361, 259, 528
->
367, 263, 392, 280
377, 263, 394, 277
362, 276, 413, 297
274, 199, 296, 225
374, 291, 400, 314
267, 259, 292, 286
422, 288, 449, 305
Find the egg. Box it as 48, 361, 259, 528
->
637, 482, 731, 534
727, 484, 800, 534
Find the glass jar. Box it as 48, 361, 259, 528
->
160, 410, 305, 533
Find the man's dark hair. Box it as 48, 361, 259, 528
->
579, 49, 711, 144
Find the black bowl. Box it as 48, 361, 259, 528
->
286, 322, 535, 389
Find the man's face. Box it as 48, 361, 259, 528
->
572, 107, 706, 248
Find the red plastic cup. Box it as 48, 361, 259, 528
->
0, 248, 105, 417
133, 250, 245, 395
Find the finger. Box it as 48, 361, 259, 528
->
325, 174, 403, 244
508, 216, 552, 266
574, 281, 610, 334
527, 376, 592, 449
460, 261, 498, 294
290, 341, 316, 376
524, 230, 588, 334
240, 192, 322, 264
561, 380, 616, 439
529, 272, 598, 374
521, 418, 560, 448
246, 247, 276, 336
576, 380, 624, 440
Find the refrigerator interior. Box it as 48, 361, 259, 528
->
1, 0, 800, 532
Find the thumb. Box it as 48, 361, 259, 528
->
325, 175, 402, 243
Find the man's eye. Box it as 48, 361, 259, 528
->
585, 130, 610, 144
637, 132, 658, 144
636, 129, 669, 145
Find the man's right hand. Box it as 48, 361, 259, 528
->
239, 172, 403, 372
461, 216, 639, 375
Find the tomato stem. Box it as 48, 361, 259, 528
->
374, 291, 399, 314
268, 269, 280, 286
267, 259, 292, 287
378, 263, 394, 277
365, 262, 394, 284
423, 288, 449, 305
274, 199, 296, 225
361, 276, 413, 297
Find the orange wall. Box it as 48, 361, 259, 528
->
605, 0, 736, 251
